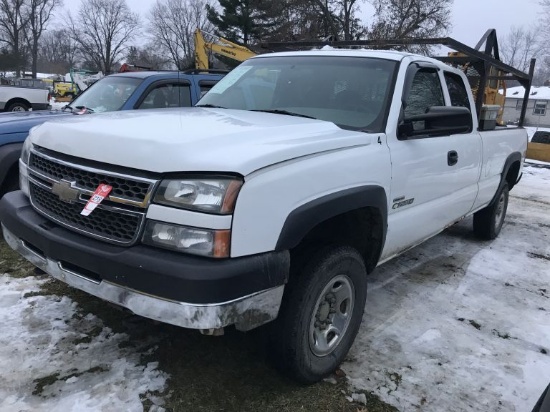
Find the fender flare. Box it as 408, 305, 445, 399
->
275, 185, 388, 254
0, 142, 23, 191
484, 151, 522, 208
497, 151, 522, 193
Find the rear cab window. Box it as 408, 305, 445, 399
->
443, 72, 471, 111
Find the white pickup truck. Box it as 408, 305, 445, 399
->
0, 85, 50, 111
0, 49, 528, 383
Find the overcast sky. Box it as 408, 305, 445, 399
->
58, 0, 543, 49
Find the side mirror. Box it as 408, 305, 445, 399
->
398, 106, 473, 140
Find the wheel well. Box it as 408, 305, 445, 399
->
290, 207, 384, 274
0, 162, 19, 196
505, 161, 521, 190
5, 98, 31, 110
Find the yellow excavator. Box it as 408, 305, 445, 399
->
194, 29, 256, 70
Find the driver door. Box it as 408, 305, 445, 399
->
381, 64, 482, 260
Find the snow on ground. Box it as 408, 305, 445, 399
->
0, 276, 167, 412
49, 97, 68, 111
343, 164, 550, 411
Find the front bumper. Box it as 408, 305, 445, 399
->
0, 191, 289, 331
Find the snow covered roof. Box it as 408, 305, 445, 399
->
505, 85, 550, 100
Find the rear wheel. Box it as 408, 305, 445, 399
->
270, 245, 367, 383
6, 101, 30, 112
473, 183, 509, 240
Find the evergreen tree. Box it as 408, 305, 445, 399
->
206, 0, 282, 45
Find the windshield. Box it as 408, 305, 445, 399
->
70, 76, 142, 113
198, 56, 398, 131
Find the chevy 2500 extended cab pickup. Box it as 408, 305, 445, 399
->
0, 46, 530, 383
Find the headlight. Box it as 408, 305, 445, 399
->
21, 137, 32, 165
143, 220, 230, 258
154, 177, 242, 214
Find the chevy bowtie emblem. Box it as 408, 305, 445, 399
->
52, 180, 80, 203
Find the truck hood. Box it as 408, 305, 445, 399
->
0, 110, 70, 134
30, 108, 372, 175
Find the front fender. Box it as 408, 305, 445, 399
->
275, 185, 387, 251
230, 141, 392, 258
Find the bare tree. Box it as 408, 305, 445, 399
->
532, 0, 550, 84
368, 0, 452, 52
149, 0, 213, 69
0, 0, 30, 75
25, 0, 63, 77
71, 0, 140, 73
277, 0, 450, 44
308, 0, 363, 41
540, 0, 550, 44
38, 28, 79, 73
500, 26, 543, 74
274, 0, 339, 41
125, 45, 172, 69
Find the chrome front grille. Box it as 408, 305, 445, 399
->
30, 153, 151, 204
31, 184, 141, 243
27, 148, 158, 246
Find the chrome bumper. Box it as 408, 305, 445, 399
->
3, 225, 284, 331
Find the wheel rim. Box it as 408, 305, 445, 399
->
12, 106, 25, 112
309, 274, 355, 357
494, 191, 506, 229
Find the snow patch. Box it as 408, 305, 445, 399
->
343, 165, 550, 411
0, 275, 167, 412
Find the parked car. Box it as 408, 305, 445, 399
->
0, 84, 50, 112
531, 130, 550, 144
0, 70, 225, 197
0, 49, 528, 383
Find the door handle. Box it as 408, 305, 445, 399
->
448, 150, 458, 166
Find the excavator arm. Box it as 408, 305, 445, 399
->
194, 29, 256, 70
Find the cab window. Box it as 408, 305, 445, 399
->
444, 72, 471, 111
404, 69, 445, 117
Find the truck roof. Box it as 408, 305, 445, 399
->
109, 71, 225, 80
252, 49, 414, 62
250, 48, 464, 78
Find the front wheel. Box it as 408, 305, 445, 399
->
473, 182, 509, 240
270, 246, 367, 383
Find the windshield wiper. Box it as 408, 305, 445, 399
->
62, 104, 73, 112
73, 106, 95, 114
196, 104, 227, 109
250, 109, 317, 119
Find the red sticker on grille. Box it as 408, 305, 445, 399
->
80, 184, 113, 216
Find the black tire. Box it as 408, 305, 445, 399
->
6, 101, 30, 112
270, 245, 367, 383
473, 182, 509, 240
